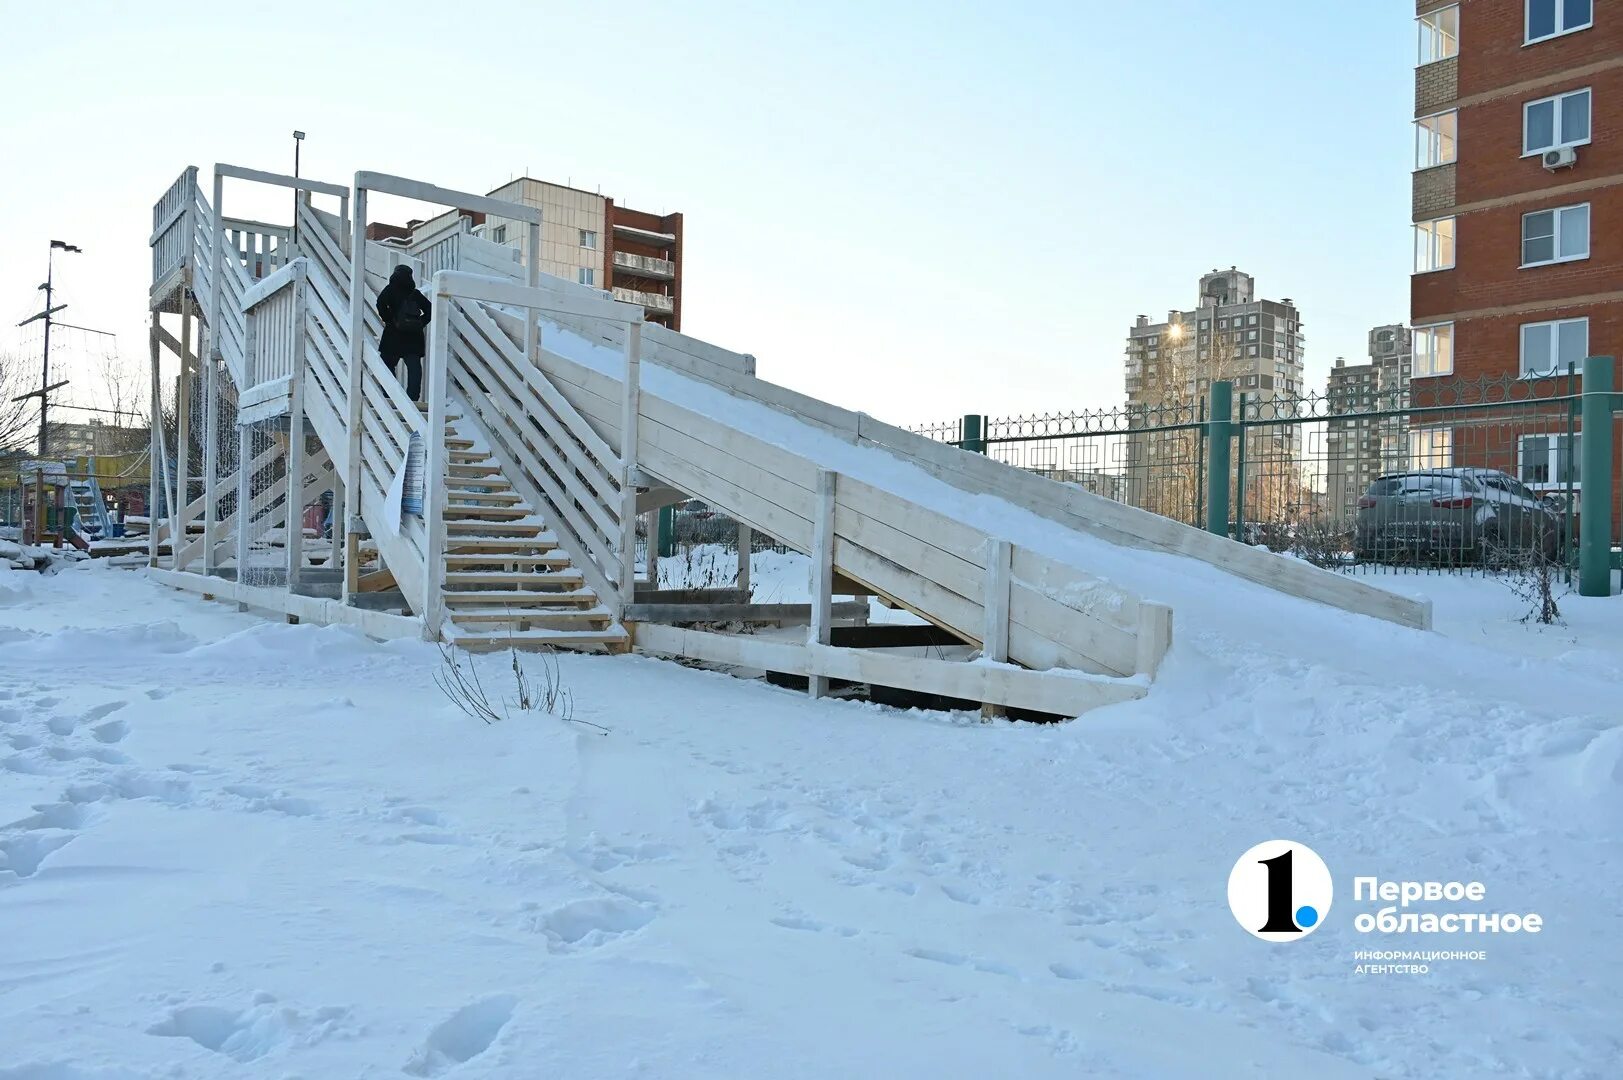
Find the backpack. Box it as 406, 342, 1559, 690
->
391, 289, 426, 333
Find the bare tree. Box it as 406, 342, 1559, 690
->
0, 352, 37, 457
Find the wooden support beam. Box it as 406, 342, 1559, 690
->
624, 601, 868, 627
737, 523, 752, 598
634, 624, 1146, 718
284, 264, 308, 591
148, 320, 162, 568
981, 538, 1012, 720
357, 567, 398, 593
807, 469, 836, 699
829, 624, 970, 649
173, 299, 194, 569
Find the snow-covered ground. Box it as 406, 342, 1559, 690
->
1, 558, 1619, 1078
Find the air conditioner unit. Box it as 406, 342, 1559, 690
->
1543, 146, 1579, 171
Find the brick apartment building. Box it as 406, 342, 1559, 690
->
385, 177, 684, 330
1410, 0, 1619, 512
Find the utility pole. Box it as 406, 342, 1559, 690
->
15, 240, 81, 457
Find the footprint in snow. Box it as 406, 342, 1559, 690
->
0, 831, 76, 879
403, 995, 517, 1077
770, 915, 859, 937
82, 701, 126, 724
525, 897, 654, 950
91, 719, 129, 744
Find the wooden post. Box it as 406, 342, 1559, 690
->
642, 510, 658, 589
173, 297, 193, 568
1135, 602, 1173, 679
525, 221, 541, 365
737, 522, 753, 598
147, 319, 162, 567
235, 289, 257, 607
420, 280, 453, 641
203, 170, 225, 576
284, 262, 309, 592
617, 319, 643, 619
330, 474, 345, 577
981, 538, 1012, 720
807, 469, 836, 699
342, 183, 369, 606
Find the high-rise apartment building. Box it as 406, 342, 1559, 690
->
1410, 0, 1617, 497
1123, 269, 1307, 522
1326, 357, 1382, 520
1324, 326, 1414, 519
406, 177, 684, 330
1126, 269, 1306, 409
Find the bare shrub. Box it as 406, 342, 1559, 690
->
434, 640, 606, 733
1489, 539, 1564, 625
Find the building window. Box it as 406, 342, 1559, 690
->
1518, 433, 1581, 487
577, 267, 596, 287
1521, 204, 1590, 266
1409, 426, 1453, 469
1415, 111, 1458, 169
1520, 317, 1588, 377
490, 224, 507, 244
1523, 88, 1591, 156
1414, 323, 1454, 377
1414, 217, 1457, 273
1526, 0, 1592, 44
1418, 5, 1460, 64
580, 229, 597, 249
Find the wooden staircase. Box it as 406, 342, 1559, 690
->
423, 403, 627, 652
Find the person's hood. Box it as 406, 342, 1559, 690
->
390, 265, 415, 286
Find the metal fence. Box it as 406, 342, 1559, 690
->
913, 368, 1616, 582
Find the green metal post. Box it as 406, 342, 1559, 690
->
1205, 380, 1234, 538
1235, 392, 1248, 541
1564, 361, 1577, 583
1579, 356, 1615, 597
657, 503, 676, 559
961, 413, 986, 454
1193, 396, 1206, 526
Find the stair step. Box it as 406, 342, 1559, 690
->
443, 570, 584, 588
445, 520, 544, 537
444, 504, 529, 521
443, 489, 522, 505
447, 463, 502, 477
446, 482, 514, 497
448, 608, 613, 627
444, 626, 628, 652
447, 438, 476, 450
443, 552, 571, 568
444, 536, 559, 554
448, 449, 485, 461
443, 588, 599, 606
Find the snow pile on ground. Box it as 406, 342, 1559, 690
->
0, 561, 1619, 1077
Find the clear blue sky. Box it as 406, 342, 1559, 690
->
0, 0, 1415, 426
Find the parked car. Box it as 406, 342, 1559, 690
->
1354, 468, 1561, 565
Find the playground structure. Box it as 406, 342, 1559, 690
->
147, 163, 1431, 718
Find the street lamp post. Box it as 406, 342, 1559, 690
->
292, 131, 306, 244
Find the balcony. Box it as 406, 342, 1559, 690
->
612, 286, 675, 315
613, 250, 676, 280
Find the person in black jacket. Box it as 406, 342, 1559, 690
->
376, 265, 432, 401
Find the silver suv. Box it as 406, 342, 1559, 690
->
1355, 468, 1561, 564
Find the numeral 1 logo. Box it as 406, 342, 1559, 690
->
1227, 840, 1334, 942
